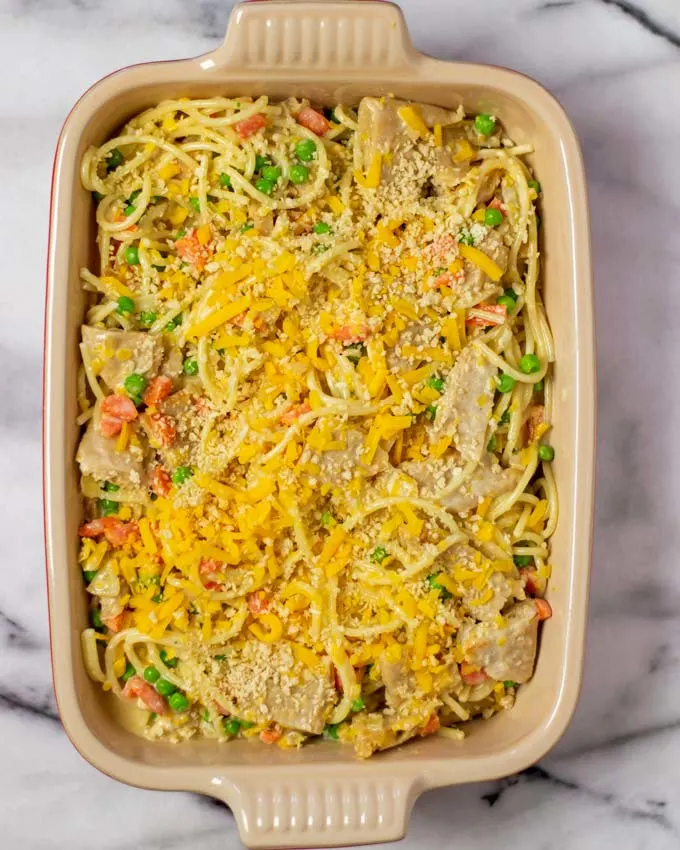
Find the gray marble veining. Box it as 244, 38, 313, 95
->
2, 0, 680, 847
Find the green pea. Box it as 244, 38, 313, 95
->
223, 718, 241, 736
289, 164, 310, 184
474, 113, 497, 136
106, 148, 124, 171
189, 196, 201, 213
92, 191, 105, 203
255, 154, 272, 172
324, 724, 340, 740
165, 314, 182, 331
295, 139, 317, 162
314, 221, 331, 234
124, 189, 142, 216
503, 288, 518, 303
103, 481, 120, 492
83, 569, 98, 583
538, 444, 555, 462
261, 165, 282, 182
370, 545, 388, 564
183, 358, 199, 376
172, 466, 193, 485
125, 245, 140, 266
534, 379, 544, 393
320, 510, 336, 528
497, 374, 516, 393
504, 680, 518, 689
519, 353, 541, 374
240, 720, 255, 730
351, 697, 365, 712
497, 295, 515, 312
143, 666, 160, 684
513, 555, 532, 567
117, 296, 135, 316
484, 207, 503, 227
425, 404, 437, 422
155, 678, 177, 697
499, 410, 511, 425
426, 375, 445, 393
487, 435, 497, 453
160, 648, 179, 668
124, 373, 146, 399
121, 661, 136, 682
100, 498, 118, 516
168, 692, 190, 713
219, 172, 232, 188
255, 177, 275, 196
90, 608, 103, 630
214, 654, 227, 662
139, 311, 157, 328
528, 179, 541, 194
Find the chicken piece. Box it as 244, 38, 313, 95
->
264, 674, 333, 735
218, 642, 335, 735
437, 543, 521, 621
76, 400, 147, 490
458, 601, 539, 684
357, 97, 465, 203
385, 321, 440, 372
454, 229, 509, 309
379, 656, 415, 709
140, 389, 202, 469
357, 97, 462, 172
402, 453, 520, 515
301, 428, 389, 485
81, 326, 164, 391
430, 346, 497, 462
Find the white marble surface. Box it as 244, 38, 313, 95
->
2, 0, 680, 846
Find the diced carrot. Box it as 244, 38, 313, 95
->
102, 611, 127, 633
519, 567, 539, 597
143, 412, 177, 448
328, 324, 370, 343
465, 303, 508, 327
534, 598, 553, 621
433, 271, 460, 289
247, 592, 270, 615
235, 113, 267, 139
460, 663, 488, 686
99, 394, 138, 438
78, 517, 138, 547
123, 676, 168, 714
200, 558, 225, 588
259, 724, 283, 744
176, 229, 211, 271
296, 107, 332, 136
488, 197, 505, 215
418, 713, 441, 737
150, 466, 172, 497
143, 375, 173, 406
280, 401, 311, 426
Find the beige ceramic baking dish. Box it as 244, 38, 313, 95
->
43, 1, 595, 846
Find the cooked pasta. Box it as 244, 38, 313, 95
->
76, 95, 556, 757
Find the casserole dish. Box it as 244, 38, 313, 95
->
43, 2, 595, 846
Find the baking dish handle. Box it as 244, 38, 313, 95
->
213, 772, 422, 848
208, 0, 420, 72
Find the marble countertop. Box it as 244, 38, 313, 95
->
2, 0, 680, 847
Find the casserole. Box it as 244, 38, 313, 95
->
43, 1, 595, 846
